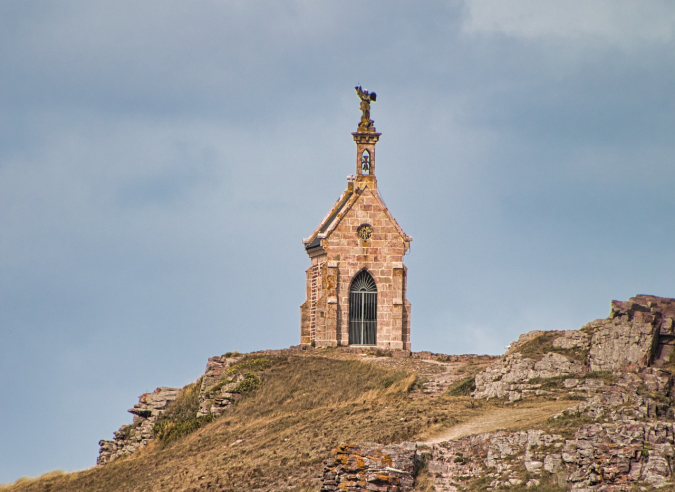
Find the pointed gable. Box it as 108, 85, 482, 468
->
300, 87, 412, 351
304, 184, 411, 252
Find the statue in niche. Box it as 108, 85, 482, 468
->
355, 85, 376, 132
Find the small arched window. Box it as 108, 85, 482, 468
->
361, 150, 371, 175
349, 270, 377, 345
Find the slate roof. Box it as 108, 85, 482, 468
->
305, 190, 353, 250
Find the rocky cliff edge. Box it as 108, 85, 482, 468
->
320, 295, 675, 491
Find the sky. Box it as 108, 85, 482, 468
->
2, 0, 675, 483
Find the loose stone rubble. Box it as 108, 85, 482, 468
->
320, 442, 418, 492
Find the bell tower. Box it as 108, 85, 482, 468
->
300, 87, 412, 351
352, 86, 381, 190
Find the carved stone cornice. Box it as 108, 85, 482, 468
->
351, 132, 381, 144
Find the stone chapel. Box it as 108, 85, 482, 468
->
300, 87, 412, 351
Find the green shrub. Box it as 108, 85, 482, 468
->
516, 332, 562, 361
226, 356, 271, 375
231, 373, 261, 394
581, 371, 615, 384
152, 379, 213, 444
367, 348, 392, 357
207, 356, 272, 397
153, 414, 216, 444
513, 331, 589, 363
447, 375, 476, 396
527, 375, 568, 389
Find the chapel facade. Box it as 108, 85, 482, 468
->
300, 87, 412, 351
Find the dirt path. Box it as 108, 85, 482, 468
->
421, 400, 575, 444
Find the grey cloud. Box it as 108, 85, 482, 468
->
2, 0, 675, 483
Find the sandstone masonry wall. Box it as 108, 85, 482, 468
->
326, 187, 410, 350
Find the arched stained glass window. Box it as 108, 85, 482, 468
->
349, 270, 377, 345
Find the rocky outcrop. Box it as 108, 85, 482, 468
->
320, 443, 418, 492
474, 295, 675, 403
98, 353, 246, 465
197, 354, 245, 417
424, 421, 675, 491
97, 387, 180, 465
588, 296, 675, 371
474, 351, 586, 401
330, 361, 675, 491
438, 295, 675, 490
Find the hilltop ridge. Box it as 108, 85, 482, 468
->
3, 295, 675, 492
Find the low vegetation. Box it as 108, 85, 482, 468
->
152, 379, 215, 445
513, 331, 589, 363
0, 353, 493, 492
544, 412, 595, 440
0, 350, 593, 492
446, 375, 476, 396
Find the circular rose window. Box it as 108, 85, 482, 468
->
357, 224, 373, 241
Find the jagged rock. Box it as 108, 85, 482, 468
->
97, 387, 180, 465
593, 295, 675, 370
320, 442, 418, 491
474, 296, 675, 402
552, 330, 590, 351
586, 315, 658, 372
425, 421, 675, 491
96, 295, 675, 491
536, 352, 585, 375
448, 297, 675, 489
97, 351, 255, 466
641, 367, 672, 394
426, 430, 566, 491
473, 351, 585, 400
197, 354, 245, 417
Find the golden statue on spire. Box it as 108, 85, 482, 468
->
355, 86, 377, 132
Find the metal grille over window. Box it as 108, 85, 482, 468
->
349, 270, 377, 345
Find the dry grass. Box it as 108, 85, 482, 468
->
0, 471, 78, 491
421, 399, 577, 443
514, 331, 563, 360
509, 330, 589, 364
1, 353, 491, 492
2, 352, 585, 492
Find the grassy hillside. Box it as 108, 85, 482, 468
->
1, 350, 564, 492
